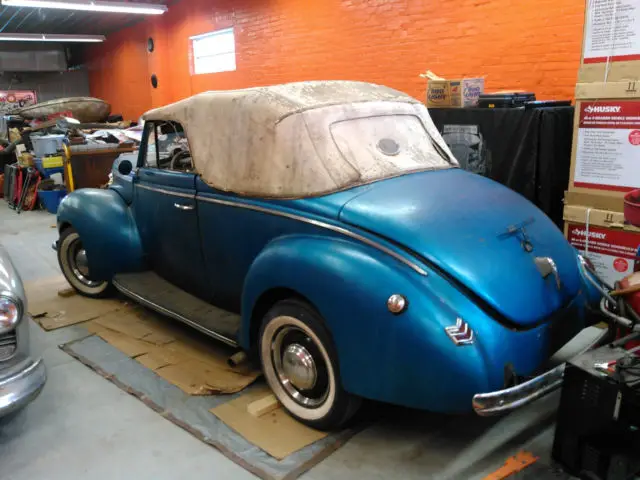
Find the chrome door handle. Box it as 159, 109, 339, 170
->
174, 203, 194, 211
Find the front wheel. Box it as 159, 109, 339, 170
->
259, 299, 361, 430
57, 227, 113, 298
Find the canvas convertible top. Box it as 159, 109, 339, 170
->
143, 81, 458, 198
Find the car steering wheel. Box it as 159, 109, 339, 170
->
170, 149, 192, 171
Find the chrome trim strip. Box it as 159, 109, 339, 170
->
445, 318, 474, 346
198, 196, 428, 276
173, 203, 195, 211
137, 183, 194, 199
113, 279, 238, 348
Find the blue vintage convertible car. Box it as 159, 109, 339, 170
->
56, 81, 601, 429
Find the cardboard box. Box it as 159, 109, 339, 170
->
566, 221, 640, 285
564, 203, 640, 232
426, 78, 484, 108
564, 203, 640, 285
578, 0, 640, 83
568, 81, 640, 202
575, 80, 640, 99
564, 190, 625, 212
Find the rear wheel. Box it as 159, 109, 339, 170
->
259, 299, 361, 430
57, 227, 113, 298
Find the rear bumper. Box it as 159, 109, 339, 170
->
472, 327, 607, 416
0, 358, 46, 417
472, 364, 565, 415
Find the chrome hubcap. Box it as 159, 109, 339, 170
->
68, 238, 103, 288
271, 325, 329, 408
282, 344, 317, 391
75, 249, 90, 277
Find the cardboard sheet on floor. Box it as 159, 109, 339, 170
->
61, 335, 359, 480
25, 276, 123, 330
211, 385, 328, 460
85, 306, 260, 395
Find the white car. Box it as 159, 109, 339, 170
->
0, 246, 46, 417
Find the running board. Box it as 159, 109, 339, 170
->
113, 271, 240, 347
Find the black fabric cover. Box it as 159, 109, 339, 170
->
429, 107, 574, 228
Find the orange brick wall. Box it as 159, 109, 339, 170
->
88, 0, 586, 120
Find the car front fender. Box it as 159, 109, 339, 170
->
241, 234, 500, 412
57, 188, 144, 280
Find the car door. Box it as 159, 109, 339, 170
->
133, 120, 211, 300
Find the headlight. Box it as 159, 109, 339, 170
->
0, 295, 21, 333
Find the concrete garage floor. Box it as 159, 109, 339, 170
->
0, 207, 592, 480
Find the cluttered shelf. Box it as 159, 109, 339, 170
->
0, 96, 140, 214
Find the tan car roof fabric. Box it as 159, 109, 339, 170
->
143, 81, 458, 198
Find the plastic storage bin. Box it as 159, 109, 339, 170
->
31, 135, 65, 157
34, 158, 65, 179
38, 188, 66, 214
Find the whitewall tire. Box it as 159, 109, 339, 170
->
259, 299, 361, 430
57, 227, 112, 298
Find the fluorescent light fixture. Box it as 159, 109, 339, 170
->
0, 33, 105, 42
0, 0, 167, 15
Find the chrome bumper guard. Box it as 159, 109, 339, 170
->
473, 323, 610, 416
0, 358, 46, 417
473, 364, 565, 416
473, 256, 616, 416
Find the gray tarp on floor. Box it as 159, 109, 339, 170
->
61, 335, 359, 480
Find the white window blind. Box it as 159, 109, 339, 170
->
190, 28, 236, 75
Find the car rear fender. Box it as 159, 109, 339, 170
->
241, 234, 509, 410
57, 188, 144, 280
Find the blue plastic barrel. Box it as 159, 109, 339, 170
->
38, 188, 66, 214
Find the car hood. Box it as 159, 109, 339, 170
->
339, 169, 580, 327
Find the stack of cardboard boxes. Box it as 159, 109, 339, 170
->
563, 0, 640, 286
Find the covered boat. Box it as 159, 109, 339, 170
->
18, 97, 111, 123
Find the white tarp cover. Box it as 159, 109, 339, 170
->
143, 81, 458, 198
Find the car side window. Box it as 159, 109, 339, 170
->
144, 121, 194, 173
